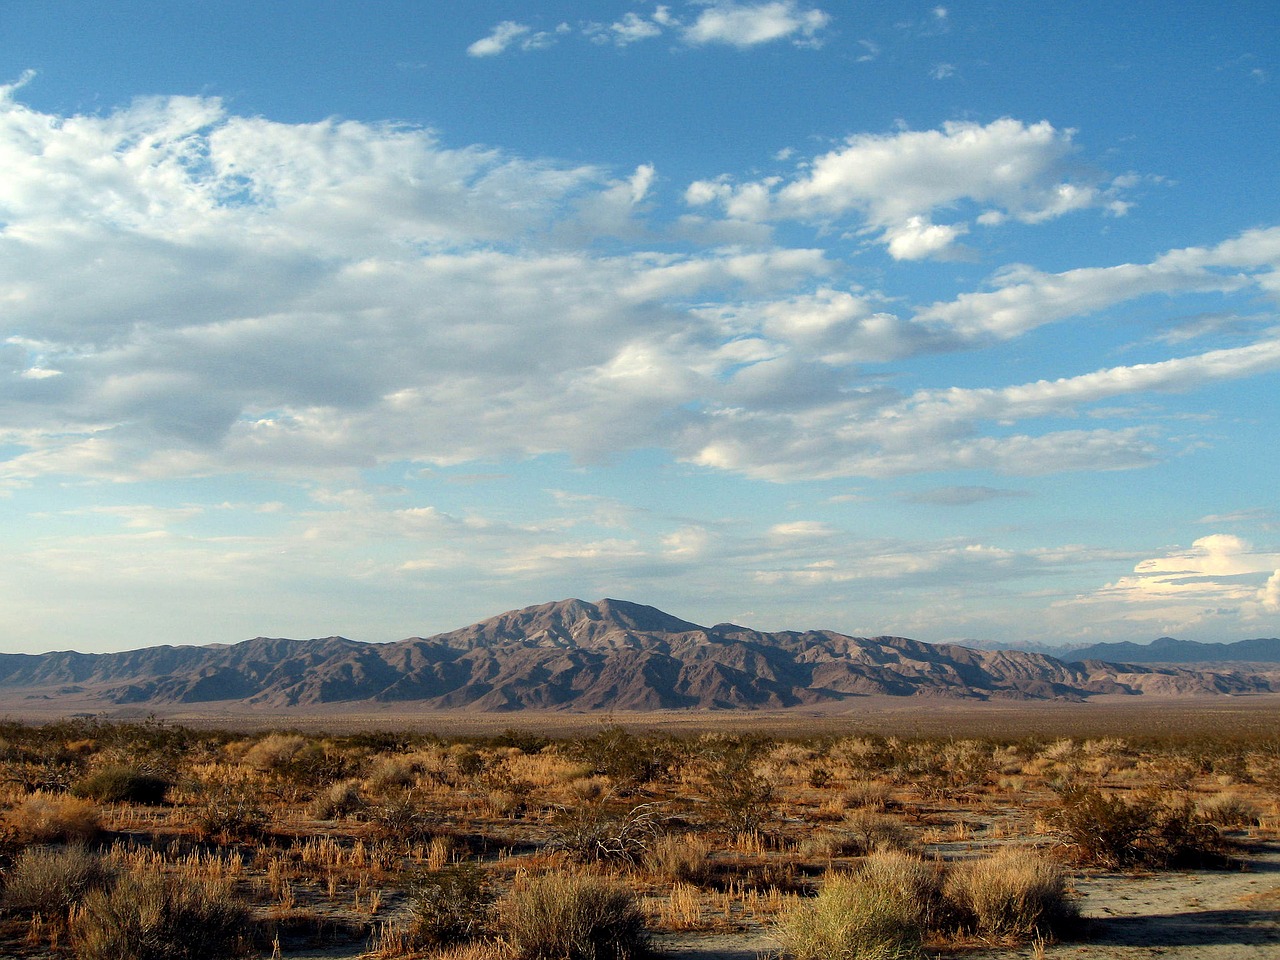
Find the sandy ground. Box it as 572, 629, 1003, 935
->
265, 843, 1280, 960
653, 843, 1280, 960
7, 693, 1280, 741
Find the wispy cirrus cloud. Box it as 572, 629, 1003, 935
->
473, 3, 832, 55
466, 21, 566, 57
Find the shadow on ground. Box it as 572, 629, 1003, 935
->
1090, 909, 1280, 947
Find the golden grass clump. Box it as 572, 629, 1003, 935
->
498, 872, 649, 960
68, 866, 253, 960
642, 832, 712, 884
777, 851, 941, 960
9, 792, 102, 843
1, 844, 114, 917
943, 847, 1078, 941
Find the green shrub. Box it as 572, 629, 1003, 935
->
73, 766, 170, 804
1, 845, 114, 916
499, 873, 649, 960
408, 863, 494, 948
69, 868, 252, 960
1057, 788, 1224, 869
572, 727, 668, 792
191, 785, 268, 843
698, 737, 776, 834
943, 847, 1078, 940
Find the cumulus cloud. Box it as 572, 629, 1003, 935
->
2, 88, 1280, 497
1263, 570, 1280, 612
1075, 536, 1280, 626
686, 119, 1130, 259
683, 1, 831, 48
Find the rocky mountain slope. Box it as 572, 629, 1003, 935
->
1, 599, 1274, 712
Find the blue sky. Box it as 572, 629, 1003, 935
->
2, 1, 1278, 654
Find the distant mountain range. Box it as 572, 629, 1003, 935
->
1, 599, 1275, 713
1055, 636, 1280, 664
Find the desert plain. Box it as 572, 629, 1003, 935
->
0, 695, 1278, 960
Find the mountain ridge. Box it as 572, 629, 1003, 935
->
1, 599, 1275, 711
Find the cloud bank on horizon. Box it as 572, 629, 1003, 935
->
1, 1, 1278, 653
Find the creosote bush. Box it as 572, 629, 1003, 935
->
191, 784, 269, 843
1057, 788, 1224, 868
73, 765, 170, 805
409, 863, 495, 948
499, 873, 649, 960
548, 801, 664, 865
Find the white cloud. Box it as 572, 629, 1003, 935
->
466, 21, 558, 57
682, 2, 831, 48
1262, 570, 1280, 612
1070, 535, 1280, 628
598, 12, 666, 46
687, 119, 1128, 259
2, 90, 1279, 497
915, 228, 1280, 341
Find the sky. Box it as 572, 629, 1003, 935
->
1, 1, 1279, 655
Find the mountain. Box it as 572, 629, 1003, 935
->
1, 599, 1275, 713
1059, 636, 1280, 664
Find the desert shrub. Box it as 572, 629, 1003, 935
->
498, 873, 649, 960
365, 755, 418, 793
857, 849, 946, 930
69, 868, 252, 960
1057, 788, 1224, 869
797, 828, 864, 860
642, 832, 712, 884
777, 852, 940, 960
548, 802, 664, 865
1, 845, 114, 916
191, 784, 268, 843
408, 863, 495, 948
488, 728, 552, 754
241, 733, 307, 773
844, 780, 892, 811
1198, 792, 1261, 828
9, 792, 102, 843
368, 791, 438, 844
311, 779, 366, 819
571, 727, 668, 792
698, 737, 776, 834
943, 847, 1078, 941
843, 809, 913, 854
808, 767, 835, 789
73, 766, 170, 805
